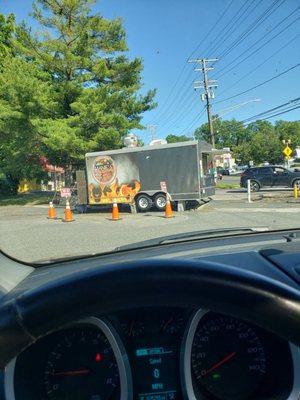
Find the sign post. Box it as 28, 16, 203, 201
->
282, 139, 292, 168
247, 179, 252, 203
60, 188, 72, 198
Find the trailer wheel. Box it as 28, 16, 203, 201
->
135, 194, 153, 212
154, 193, 166, 211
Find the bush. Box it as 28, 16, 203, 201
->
0, 177, 16, 195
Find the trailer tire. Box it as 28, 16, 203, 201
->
154, 193, 167, 211
135, 194, 153, 212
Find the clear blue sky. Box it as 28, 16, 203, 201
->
0, 0, 299, 143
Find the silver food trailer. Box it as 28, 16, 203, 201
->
76, 140, 215, 212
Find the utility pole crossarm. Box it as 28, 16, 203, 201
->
188, 58, 218, 63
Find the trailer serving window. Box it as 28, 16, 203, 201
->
201, 153, 214, 176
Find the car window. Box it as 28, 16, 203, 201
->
272, 167, 287, 174
258, 167, 272, 174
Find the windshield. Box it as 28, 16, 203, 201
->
0, 0, 300, 263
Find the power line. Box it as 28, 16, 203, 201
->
153, 0, 240, 124
178, 107, 206, 135
216, 0, 285, 61
243, 104, 300, 124
158, 93, 199, 131
209, 0, 264, 58
203, 0, 252, 57
155, 77, 199, 129
171, 1, 297, 122
152, 0, 284, 127
148, 0, 234, 123
214, 9, 300, 80
151, 1, 299, 132
241, 97, 300, 123
189, 0, 235, 60
216, 34, 300, 98
215, 63, 300, 105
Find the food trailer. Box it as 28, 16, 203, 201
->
76, 140, 215, 212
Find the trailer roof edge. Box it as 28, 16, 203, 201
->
85, 140, 212, 157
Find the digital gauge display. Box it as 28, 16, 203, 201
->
133, 346, 179, 400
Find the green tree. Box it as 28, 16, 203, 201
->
234, 121, 282, 165
0, 57, 55, 192
194, 118, 250, 148
0, 13, 15, 59
15, 0, 156, 170
166, 134, 193, 143
274, 120, 300, 144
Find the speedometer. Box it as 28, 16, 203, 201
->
184, 311, 268, 400
191, 313, 266, 400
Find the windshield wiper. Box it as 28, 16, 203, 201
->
115, 227, 269, 251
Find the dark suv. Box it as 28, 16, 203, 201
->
240, 165, 300, 191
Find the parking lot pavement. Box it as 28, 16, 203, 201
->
219, 175, 240, 185
215, 186, 294, 201
1, 189, 300, 263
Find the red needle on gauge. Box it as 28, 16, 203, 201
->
203, 351, 236, 377
52, 368, 90, 377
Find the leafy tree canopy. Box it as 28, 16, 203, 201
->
194, 118, 250, 148
0, 0, 156, 187
166, 134, 193, 143
191, 118, 300, 165
0, 13, 15, 60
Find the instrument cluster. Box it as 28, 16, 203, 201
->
5, 307, 296, 400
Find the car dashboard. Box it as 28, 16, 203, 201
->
4, 306, 299, 400
2, 229, 300, 400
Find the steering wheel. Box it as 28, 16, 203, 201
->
1, 259, 300, 368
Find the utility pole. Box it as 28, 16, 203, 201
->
189, 58, 218, 148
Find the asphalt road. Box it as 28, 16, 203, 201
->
1, 188, 300, 263
219, 174, 240, 185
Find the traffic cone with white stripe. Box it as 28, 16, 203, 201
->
111, 199, 121, 221
62, 200, 74, 222
164, 194, 174, 218
47, 202, 57, 219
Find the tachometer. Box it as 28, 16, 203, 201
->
6, 318, 132, 400
43, 324, 120, 399
187, 311, 267, 400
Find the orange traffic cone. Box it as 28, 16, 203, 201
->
164, 198, 174, 218
47, 202, 57, 219
62, 200, 74, 222
111, 199, 121, 221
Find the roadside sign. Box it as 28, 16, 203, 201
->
283, 145, 292, 158
160, 181, 167, 192
60, 188, 71, 198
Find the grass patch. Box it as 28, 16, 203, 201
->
0, 192, 52, 206
216, 182, 240, 190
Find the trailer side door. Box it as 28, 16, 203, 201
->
200, 152, 215, 196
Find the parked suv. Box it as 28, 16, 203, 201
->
240, 165, 300, 191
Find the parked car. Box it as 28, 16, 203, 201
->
220, 168, 238, 176
240, 165, 300, 191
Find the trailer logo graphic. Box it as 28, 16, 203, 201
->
92, 156, 116, 185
